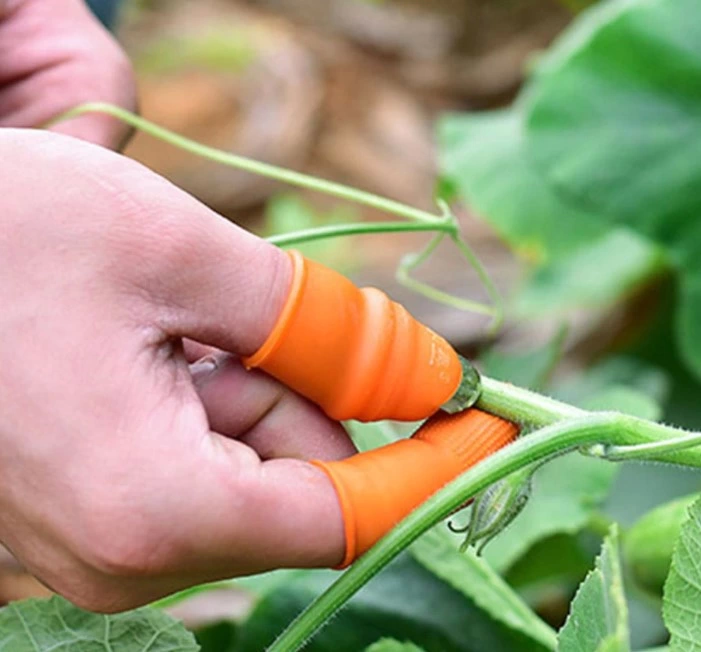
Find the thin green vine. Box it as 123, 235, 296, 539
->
48, 102, 503, 330
267, 219, 450, 248
396, 233, 498, 317
50, 104, 439, 225
587, 431, 701, 461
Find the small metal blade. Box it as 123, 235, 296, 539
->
441, 355, 482, 414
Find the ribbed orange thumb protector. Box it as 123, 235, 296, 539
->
312, 409, 518, 568
243, 250, 462, 422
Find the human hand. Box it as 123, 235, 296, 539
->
0, 0, 135, 148
0, 129, 354, 612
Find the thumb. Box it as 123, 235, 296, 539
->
123, 174, 292, 357
124, 168, 460, 421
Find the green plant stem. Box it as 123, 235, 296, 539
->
400, 232, 445, 270
268, 220, 452, 248
49, 102, 442, 226
478, 376, 701, 466
271, 379, 701, 651
590, 432, 701, 461
478, 376, 585, 426
270, 412, 699, 652
269, 418, 598, 652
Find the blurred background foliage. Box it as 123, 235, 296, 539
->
2, 0, 701, 650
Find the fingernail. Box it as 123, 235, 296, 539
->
190, 356, 218, 384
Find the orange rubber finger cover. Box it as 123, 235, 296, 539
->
312, 409, 519, 567
243, 250, 463, 422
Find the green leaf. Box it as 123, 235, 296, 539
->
663, 497, 701, 651
626, 493, 699, 596
437, 107, 662, 317
525, 0, 701, 376
677, 271, 701, 383
0, 596, 199, 652
515, 229, 665, 317
195, 622, 238, 652
410, 528, 557, 650
505, 533, 595, 590
438, 109, 605, 266
558, 526, 630, 652
556, 355, 667, 424
526, 0, 701, 240
365, 640, 426, 652
481, 453, 617, 574
234, 555, 547, 651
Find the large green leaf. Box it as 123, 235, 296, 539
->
437, 107, 662, 317
558, 526, 630, 652
677, 271, 701, 380
526, 0, 701, 240
194, 622, 237, 652
438, 109, 605, 265
233, 555, 546, 652
0, 596, 199, 652
663, 497, 701, 651
525, 0, 701, 376
410, 528, 557, 650
515, 229, 665, 317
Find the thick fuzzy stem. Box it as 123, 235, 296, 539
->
270, 410, 701, 651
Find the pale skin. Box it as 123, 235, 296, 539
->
0, 0, 353, 612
